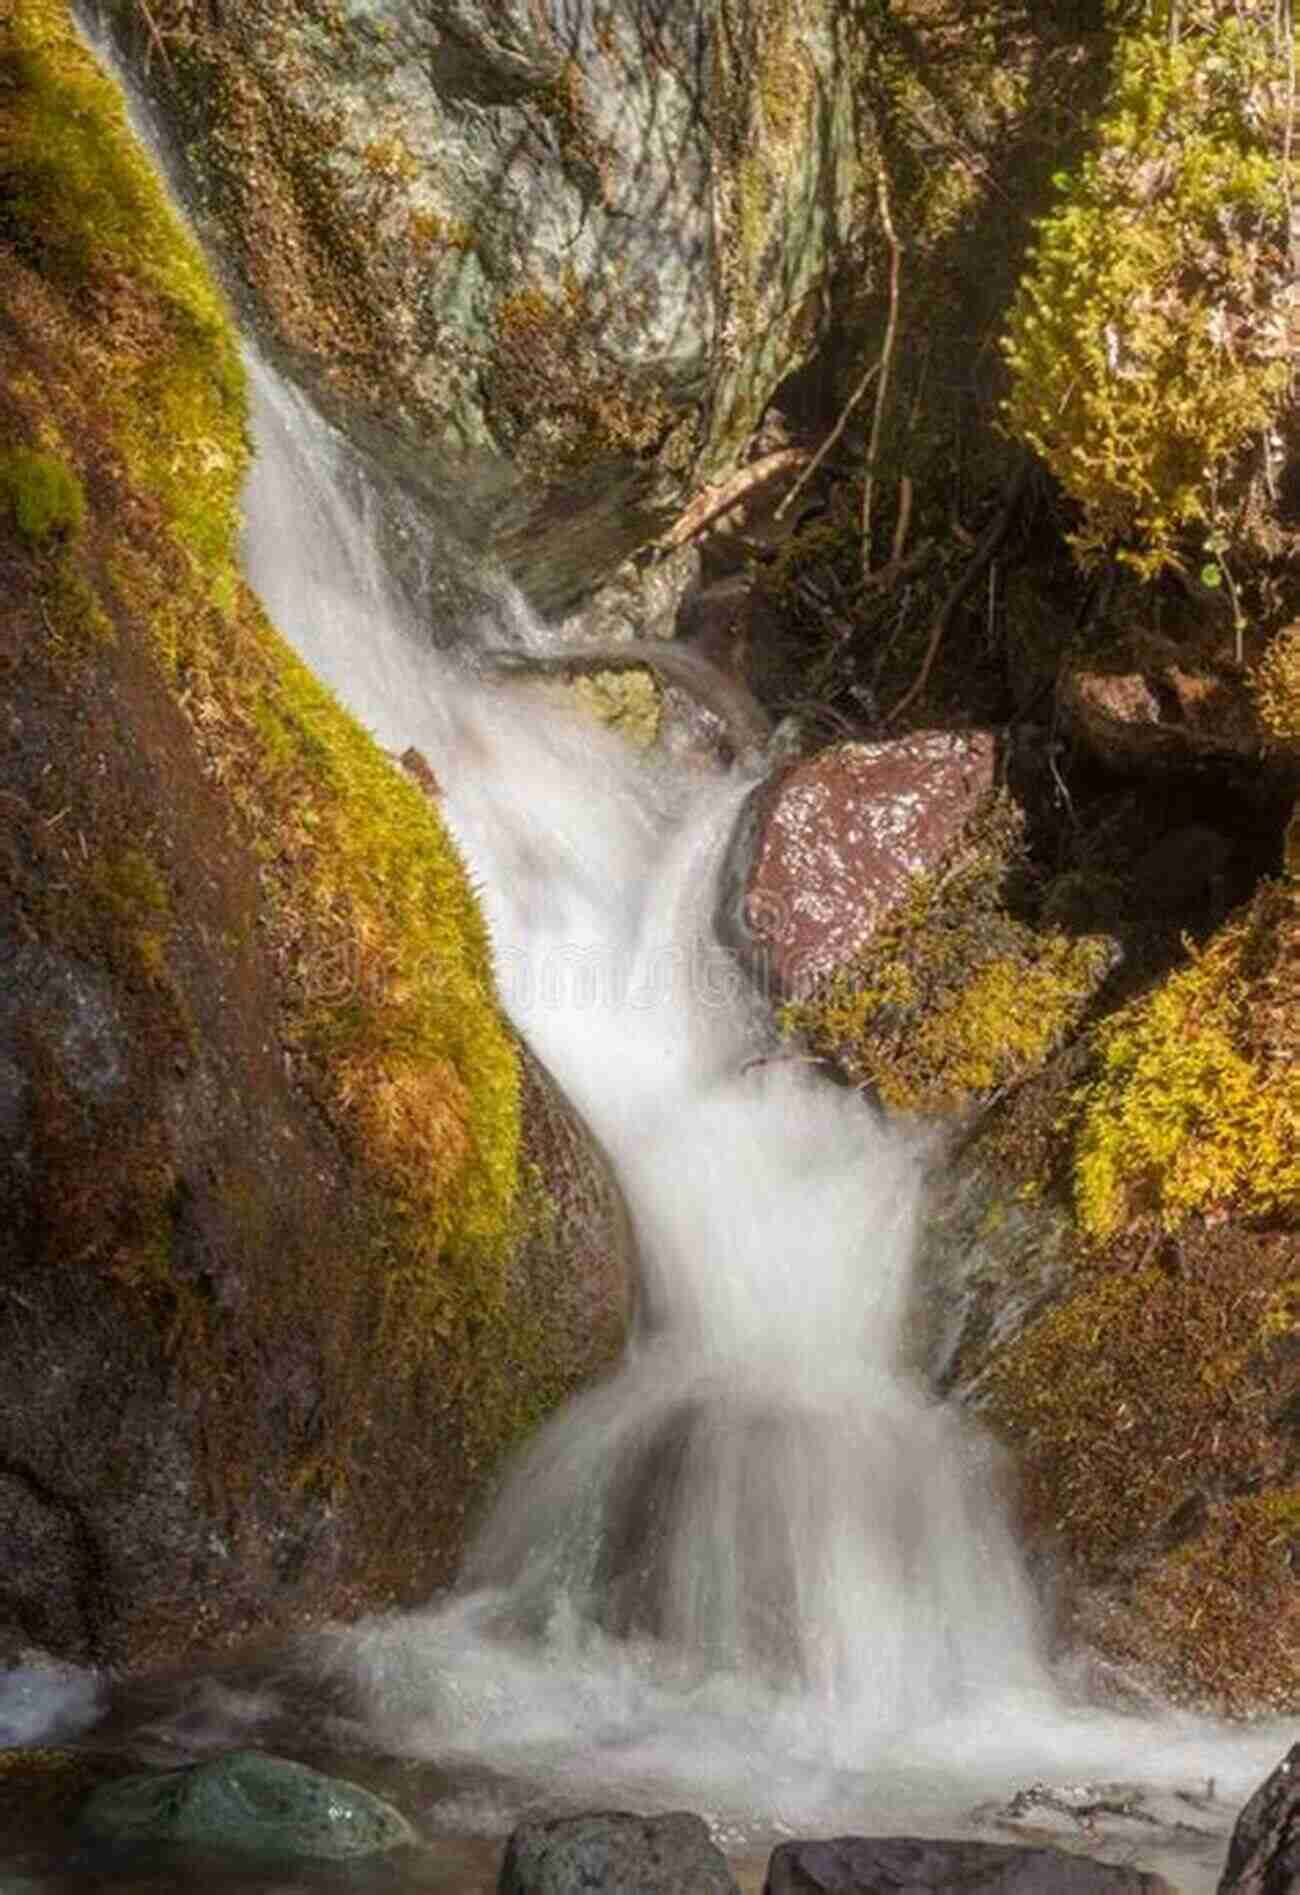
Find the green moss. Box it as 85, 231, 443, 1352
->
570, 668, 662, 748
1253, 619, 1300, 742
1073, 879, 1300, 1237
2, 0, 523, 1382
2, 0, 249, 587
90, 845, 171, 980
783, 798, 1114, 1114
0, 444, 84, 543
1003, 0, 1294, 574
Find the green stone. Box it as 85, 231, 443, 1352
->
79, 1749, 417, 1860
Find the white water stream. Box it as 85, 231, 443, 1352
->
237, 360, 1290, 1879
2, 27, 1292, 1880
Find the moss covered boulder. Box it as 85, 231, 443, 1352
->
919, 873, 1299, 1715
97, 0, 867, 613
79, 1750, 416, 1859
0, 0, 628, 1671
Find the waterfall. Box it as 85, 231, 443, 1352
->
241, 362, 1289, 1853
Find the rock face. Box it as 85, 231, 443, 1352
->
499, 1811, 740, 1895
764, 1836, 1173, 1893
79, 1751, 415, 1859
0, 0, 630, 1673
103, 0, 867, 611
1218, 1743, 1300, 1894
719, 732, 998, 1000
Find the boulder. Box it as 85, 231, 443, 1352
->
499, 1811, 740, 1895
1218, 1743, 1300, 1894
764, 1836, 1173, 1893
718, 732, 999, 1000
80, 1750, 415, 1859
1060, 635, 1264, 775
0, 5, 631, 1674
102, 0, 867, 611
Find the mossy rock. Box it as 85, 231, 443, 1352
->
919, 875, 1300, 1714
79, 1750, 417, 1859
93, 0, 867, 613
783, 797, 1117, 1117
0, 0, 629, 1671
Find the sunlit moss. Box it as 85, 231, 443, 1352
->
1073, 879, 1300, 1237
1253, 618, 1300, 742
0, 444, 85, 543
783, 800, 1113, 1114
1, 0, 522, 1372
1003, 0, 1294, 574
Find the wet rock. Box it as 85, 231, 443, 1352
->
80, 1750, 416, 1859
103, 0, 867, 611
764, 1835, 1173, 1892
1218, 1742, 1300, 1894
719, 731, 998, 1000
499, 1810, 740, 1894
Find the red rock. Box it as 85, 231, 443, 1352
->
719, 732, 997, 999
1061, 635, 1263, 772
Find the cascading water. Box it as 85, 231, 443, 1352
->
241, 361, 1290, 1868
6, 30, 1290, 1879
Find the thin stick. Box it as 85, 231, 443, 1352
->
136, 0, 174, 72
862, 162, 902, 578
889, 473, 913, 569
773, 359, 881, 525
886, 461, 1029, 724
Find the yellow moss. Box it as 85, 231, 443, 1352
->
491, 278, 671, 474
1073, 880, 1300, 1238
783, 801, 1113, 1114
1092, 1490, 1300, 1715
2, 0, 249, 585
570, 668, 661, 747
1003, 0, 1294, 574
1253, 619, 1300, 741
0, 444, 84, 543
90, 845, 171, 980
2, 0, 523, 1372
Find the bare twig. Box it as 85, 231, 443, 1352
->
774, 359, 881, 525
886, 461, 1029, 724
862, 162, 902, 579
135, 0, 175, 72
889, 474, 914, 570
658, 448, 807, 549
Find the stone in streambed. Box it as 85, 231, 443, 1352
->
1218, 1742, 1300, 1893
764, 1835, 1175, 1892
498, 1810, 740, 1893
79, 1749, 416, 1860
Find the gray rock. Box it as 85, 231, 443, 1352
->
104, 0, 867, 611
1218, 1743, 1300, 1894
764, 1835, 1174, 1893
79, 1750, 417, 1859
499, 1810, 740, 1894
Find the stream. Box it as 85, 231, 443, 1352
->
0, 22, 1295, 1891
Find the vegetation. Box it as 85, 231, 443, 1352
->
1, 0, 522, 1368
1073, 877, 1300, 1237
1004, 0, 1297, 576
783, 799, 1114, 1114
0, 445, 85, 543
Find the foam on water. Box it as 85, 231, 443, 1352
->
243, 356, 1293, 1861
